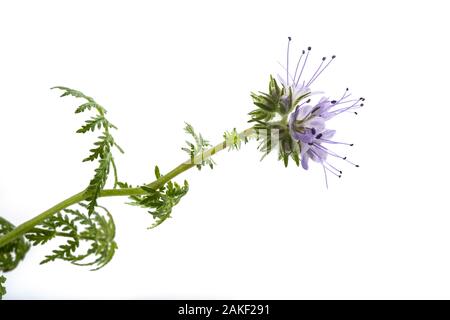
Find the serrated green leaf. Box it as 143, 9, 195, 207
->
27, 204, 117, 271
85, 154, 111, 215
75, 102, 98, 114
76, 116, 109, 134
122, 167, 189, 229
53, 86, 124, 215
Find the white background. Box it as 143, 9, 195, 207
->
1, 0, 449, 299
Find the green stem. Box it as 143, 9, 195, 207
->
0, 127, 255, 248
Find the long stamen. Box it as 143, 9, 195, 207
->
312, 143, 342, 158
342, 157, 359, 167
322, 164, 329, 189
331, 98, 361, 107
336, 88, 351, 102
313, 143, 350, 161
309, 148, 342, 176
296, 46, 311, 86
306, 57, 326, 87
287, 37, 292, 86
314, 143, 359, 167
307, 55, 336, 86
329, 101, 364, 116
324, 165, 341, 178
308, 148, 341, 178
317, 137, 354, 146
324, 161, 343, 176
293, 50, 305, 83
307, 147, 342, 181
277, 62, 297, 84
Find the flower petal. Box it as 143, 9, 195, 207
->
299, 141, 310, 156
304, 116, 326, 132
320, 129, 336, 139
296, 104, 313, 120
301, 153, 309, 170
308, 146, 328, 163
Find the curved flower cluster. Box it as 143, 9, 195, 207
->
249, 37, 363, 186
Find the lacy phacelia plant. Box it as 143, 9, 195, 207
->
0, 38, 363, 298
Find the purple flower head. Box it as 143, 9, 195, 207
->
289, 92, 364, 187
249, 37, 363, 185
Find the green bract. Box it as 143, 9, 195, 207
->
249, 76, 309, 166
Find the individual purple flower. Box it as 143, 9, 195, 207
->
289, 92, 363, 187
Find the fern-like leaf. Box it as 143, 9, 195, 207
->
26, 205, 117, 270
52, 87, 123, 215
85, 154, 111, 214
0, 217, 30, 273
121, 166, 189, 229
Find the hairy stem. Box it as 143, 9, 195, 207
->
0, 127, 255, 248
